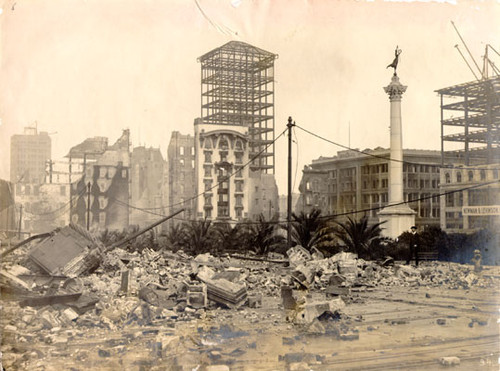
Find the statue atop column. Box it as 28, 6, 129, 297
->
386, 46, 402, 75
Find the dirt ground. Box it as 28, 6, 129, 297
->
2, 260, 499, 371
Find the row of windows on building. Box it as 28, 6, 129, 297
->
203, 151, 244, 164
178, 146, 195, 156
203, 165, 244, 178
203, 207, 244, 219
177, 159, 195, 168
445, 189, 499, 207
445, 214, 495, 230
204, 194, 245, 207
202, 137, 245, 151
444, 169, 499, 183
307, 177, 439, 193
16, 184, 67, 197
203, 179, 245, 192
202, 203, 244, 219
306, 192, 441, 217
324, 163, 439, 179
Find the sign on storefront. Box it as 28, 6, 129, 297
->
462, 205, 500, 216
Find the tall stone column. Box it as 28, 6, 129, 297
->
378, 74, 415, 239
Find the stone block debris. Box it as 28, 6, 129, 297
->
287, 246, 312, 267
186, 282, 207, 309
1, 225, 499, 371
439, 356, 461, 366
247, 293, 262, 308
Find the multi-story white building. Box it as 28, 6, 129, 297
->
297, 148, 442, 227
194, 121, 250, 221
439, 165, 500, 232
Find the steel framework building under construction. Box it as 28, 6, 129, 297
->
198, 41, 278, 173
437, 76, 500, 166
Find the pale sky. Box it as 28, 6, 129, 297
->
1, 0, 499, 194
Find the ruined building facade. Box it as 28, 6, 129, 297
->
10, 126, 51, 184
70, 130, 130, 231
167, 131, 196, 220
130, 146, 167, 227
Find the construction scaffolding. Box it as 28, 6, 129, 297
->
198, 41, 278, 173
436, 76, 500, 165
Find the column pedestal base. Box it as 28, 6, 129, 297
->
378, 204, 416, 239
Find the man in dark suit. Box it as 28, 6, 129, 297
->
406, 225, 420, 267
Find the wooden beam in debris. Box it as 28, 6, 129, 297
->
0, 232, 51, 259
20, 292, 82, 307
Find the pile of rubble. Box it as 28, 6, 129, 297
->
283, 245, 498, 292
1, 225, 498, 369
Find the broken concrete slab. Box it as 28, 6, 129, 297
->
212, 269, 241, 283
28, 224, 104, 277
203, 278, 247, 308
67, 294, 99, 314
195, 265, 216, 282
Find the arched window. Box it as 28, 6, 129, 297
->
204, 139, 212, 149
456, 172, 462, 183
445, 172, 451, 184
235, 140, 243, 151
219, 138, 228, 149
468, 171, 474, 182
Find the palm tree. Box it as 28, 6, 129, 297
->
288, 208, 336, 252
249, 214, 285, 255
333, 216, 387, 259
183, 218, 214, 254
164, 223, 187, 252
211, 222, 249, 254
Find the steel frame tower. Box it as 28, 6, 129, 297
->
437, 76, 500, 166
198, 41, 278, 173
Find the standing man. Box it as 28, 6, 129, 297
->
406, 225, 420, 267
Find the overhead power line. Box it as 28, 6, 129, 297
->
107, 127, 288, 215
295, 124, 500, 171
109, 178, 500, 227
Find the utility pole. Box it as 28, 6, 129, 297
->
86, 182, 91, 231
68, 156, 72, 184
48, 160, 53, 183
18, 204, 23, 239
287, 116, 295, 249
